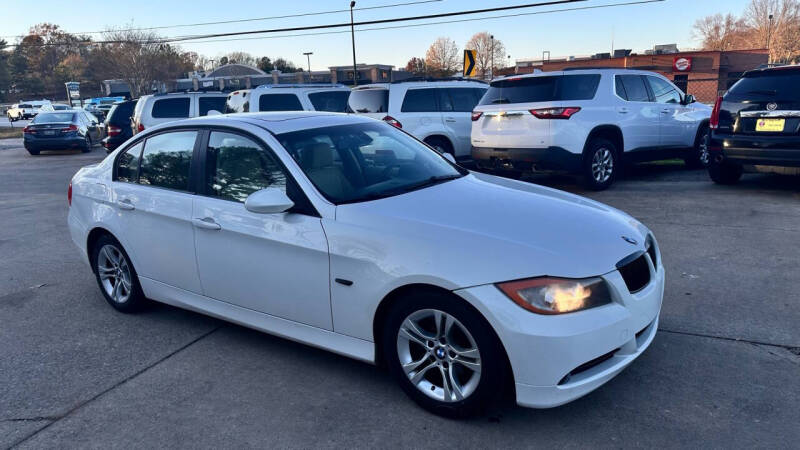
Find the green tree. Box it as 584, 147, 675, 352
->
0, 40, 10, 101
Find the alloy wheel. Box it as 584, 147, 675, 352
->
97, 244, 132, 304
396, 309, 482, 403
698, 132, 709, 166
591, 148, 614, 183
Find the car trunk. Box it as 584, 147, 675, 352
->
28, 122, 74, 138
722, 71, 800, 137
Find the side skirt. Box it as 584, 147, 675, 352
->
139, 277, 376, 364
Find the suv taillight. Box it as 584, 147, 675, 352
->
108, 125, 122, 137
68, 182, 72, 207
471, 111, 483, 121
709, 96, 723, 129
530, 107, 581, 119
382, 116, 402, 128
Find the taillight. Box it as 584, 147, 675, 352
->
471, 111, 483, 121
137, 123, 145, 132
23, 126, 35, 134
68, 182, 72, 207
108, 125, 122, 137
60, 124, 78, 132
529, 107, 581, 119
709, 96, 723, 129
382, 116, 402, 128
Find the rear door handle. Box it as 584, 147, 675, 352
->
618, 107, 629, 114
661, 108, 671, 114
116, 199, 135, 210
192, 217, 221, 231
445, 117, 457, 123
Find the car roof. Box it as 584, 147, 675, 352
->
144, 111, 377, 135
354, 79, 487, 90
252, 84, 349, 91
492, 68, 658, 82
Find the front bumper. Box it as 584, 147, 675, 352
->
455, 262, 664, 409
471, 146, 582, 173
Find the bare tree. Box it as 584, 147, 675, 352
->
465, 32, 507, 78
92, 27, 193, 97
743, 0, 800, 62
425, 37, 460, 77
404, 57, 427, 76
693, 13, 748, 51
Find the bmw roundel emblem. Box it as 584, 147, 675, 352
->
622, 236, 638, 245
767, 102, 778, 111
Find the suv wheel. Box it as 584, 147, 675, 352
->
382, 291, 507, 418
583, 138, 617, 190
685, 125, 710, 168
708, 158, 743, 185
424, 136, 454, 157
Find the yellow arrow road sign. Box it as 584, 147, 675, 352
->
464, 50, 477, 77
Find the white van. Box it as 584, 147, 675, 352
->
224, 84, 351, 114
132, 92, 228, 134
7, 100, 51, 121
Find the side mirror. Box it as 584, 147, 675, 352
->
244, 188, 294, 214
683, 94, 696, 105
442, 152, 456, 164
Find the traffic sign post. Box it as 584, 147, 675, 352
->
464, 50, 477, 77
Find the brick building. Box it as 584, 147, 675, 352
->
504, 49, 769, 103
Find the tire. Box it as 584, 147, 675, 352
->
81, 135, 92, 153
91, 235, 147, 313
424, 136, 454, 157
27, 149, 40, 156
708, 159, 743, 185
684, 125, 710, 169
381, 290, 508, 418
582, 137, 618, 190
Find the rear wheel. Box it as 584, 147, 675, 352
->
424, 136, 454, 157
583, 137, 617, 190
27, 149, 40, 156
708, 159, 743, 185
382, 291, 508, 418
91, 235, 147, 312
82, 135, 92, 153
685, 125, 710, 168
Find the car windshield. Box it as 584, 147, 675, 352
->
277, 122, 464, 204
33, 113, 75, 123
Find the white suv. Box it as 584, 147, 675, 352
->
471, 69, 712, 189
225, 84, 352, 114
132, 92, 228, 134
348, 79, 488, 162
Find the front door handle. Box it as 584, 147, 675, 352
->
618, 107, 629, 114
116, 199, 135, 210
445, 117, 457, 123
661, 108, 671, 114
192, 217, 221, 231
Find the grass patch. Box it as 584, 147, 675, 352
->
0, 127, 23, 139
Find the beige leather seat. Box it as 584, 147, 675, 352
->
302, 143, 354, 199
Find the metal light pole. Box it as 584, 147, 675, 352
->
350, 1, 358, 86
303, 52, 313, 83
766, 14, 774, 61
490, 35, 495, 80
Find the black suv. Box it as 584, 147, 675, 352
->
101, 100, 136, 153
708, 66, 800, 184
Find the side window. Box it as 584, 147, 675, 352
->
615, 76, 628, 100
258, 94, 303, 112
437, 89, 454, 112
116, 142, 143, 183
647, 76, 682, 104
199, 97, 226, 116
619, 75, 650, 102
449, 88, 482, 112
401, 88, 438, 112
151, 98, 190, 118
205, 132, 287, 203
139, 131, 197, 191
472, 88, 488, 105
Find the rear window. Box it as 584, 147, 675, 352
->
347, 89, 389, 113
479, 74, 601, 105
224, 91, 250, 114
152, 97, 190, 119
20, 104, 32, 108
33, 113, 75, 123
727, 71, 800, 100
401, 88, 438, 112
199, 96, 226, 116
107, 102, 135, 124
258, 94, 303, 112
308, 91, 350, 112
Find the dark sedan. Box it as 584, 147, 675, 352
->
23, 111, 104, 155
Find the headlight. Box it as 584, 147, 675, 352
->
496, 277, 612, 315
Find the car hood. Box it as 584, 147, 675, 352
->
334, 172, 651, 286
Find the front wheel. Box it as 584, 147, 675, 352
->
708, 159, 743, 185
685, 125, 710, 168
583, 138, 618, 190
92, 235, 147, 312
382, 291, 508, 418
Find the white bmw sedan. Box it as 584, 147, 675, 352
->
67, 112, 664, 417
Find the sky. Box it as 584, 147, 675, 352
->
2, 0, 751, 70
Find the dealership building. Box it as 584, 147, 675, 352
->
507, 46, 770, 103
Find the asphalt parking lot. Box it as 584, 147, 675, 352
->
1, 138, 798, 448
